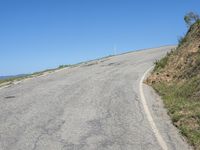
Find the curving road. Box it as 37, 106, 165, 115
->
0, 46, 190, 150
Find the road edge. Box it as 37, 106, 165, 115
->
139, 66, 168, 150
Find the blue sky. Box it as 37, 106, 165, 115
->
0, 0, 199, 76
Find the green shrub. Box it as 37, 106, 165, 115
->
153, 51, 173, 71
184, 12, 200, 28
58, 64, 70, 68
178, 36, 187, 47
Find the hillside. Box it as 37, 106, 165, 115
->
147, 19, 200, 149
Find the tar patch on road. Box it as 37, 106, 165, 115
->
4, 96, 16, 99
101, 62, 122, 67
107, 62, 121, 66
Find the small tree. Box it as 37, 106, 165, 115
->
184, 12, 200, 27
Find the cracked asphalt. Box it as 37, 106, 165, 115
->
0, 46, 190, 150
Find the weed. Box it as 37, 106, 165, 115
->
178, 36, 187, 47
152, 78, 200, 149
153, 51, 173, 71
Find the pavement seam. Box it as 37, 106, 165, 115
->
139, 66, 168, 150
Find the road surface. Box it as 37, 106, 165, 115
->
0, 46, 190, 150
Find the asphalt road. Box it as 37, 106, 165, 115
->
0, 46, 191, 150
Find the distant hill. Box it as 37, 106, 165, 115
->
147, 19, 200, 149
0, 74, 28, 80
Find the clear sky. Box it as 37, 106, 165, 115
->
0, 0, 200, 76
